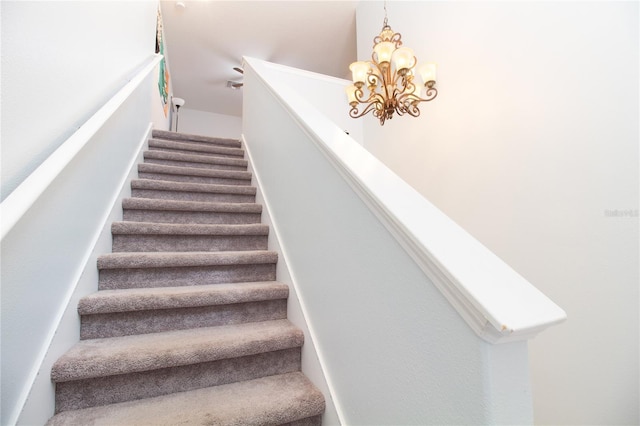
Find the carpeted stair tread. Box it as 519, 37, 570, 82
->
53, 348, 302, 413
121, 198, 263, 225
51, 319, 303, 382
148, 138, 245, 158
98, 250, 278, 270
111, 221, 269, 236
122, 198, 262, 213
111, 222, 270, 252
98, 254, 277, 290
138, 162, 252, 181
143, 149, 248, 168
78, 281, 289, 315
46, 372, 325, 426
152, 129, 242, 148
131, 178, 256, 195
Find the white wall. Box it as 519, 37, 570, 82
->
356, 1, 639, 424
0, 1, 164, 200
0, 2, 168, 424
175, 108, 242, 139
256, 63, 364, 144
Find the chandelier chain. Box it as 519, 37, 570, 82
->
383, 0, 388, 27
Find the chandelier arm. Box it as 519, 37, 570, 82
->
398, 100, 420, 117
396, 70, 419, 98
355, 86, 386, 107
349, 101, 381, 119
371, 50, 377, 64
352, 86, 370, 104
401, 77, 417, 97
353, 86, 387, 109
376, 31, 402, 48
396, 81, 436, 117
369, 61, 387, 91
366, 72, 379, 89
371, 92, 387, 105
391, 33, 402, 48
390, 69, 401, 99
382, 66, 393, 100
397, 97, 410, 116
424, 83, 438, 101
372, 107, 388, 125
401, 85, 438, 103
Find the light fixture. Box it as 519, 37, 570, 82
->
227, 66, 244, 89
346, 10, 437, 126
172, 97, 185, 132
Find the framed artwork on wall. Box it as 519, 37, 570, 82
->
156, 5, 169, 117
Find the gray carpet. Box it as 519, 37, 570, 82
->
46, 129, 325, 425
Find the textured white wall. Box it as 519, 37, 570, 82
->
356, 1, 639, 424
176, 108, 242, 139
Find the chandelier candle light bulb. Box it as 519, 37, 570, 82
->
350, 62, 370, 87
346, 84, 358, 104
374, 41, 395, 65
418, 63, 437, 86
346, 19, 438, 125
392, 47, 415, 75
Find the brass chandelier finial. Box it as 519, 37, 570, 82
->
346, 18, 437, 126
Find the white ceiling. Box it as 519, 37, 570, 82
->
160, 1, 359, 117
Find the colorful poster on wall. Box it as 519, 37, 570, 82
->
156, 6, 169, 117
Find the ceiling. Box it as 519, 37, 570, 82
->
160, 1, 359, 117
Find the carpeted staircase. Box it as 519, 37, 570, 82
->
46, 129, 325, 425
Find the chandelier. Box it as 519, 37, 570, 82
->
346, 16, 437, 126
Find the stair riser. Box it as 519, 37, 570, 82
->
149, 137, 243, 150
151, 139, 241, 150
152, 131, 242, 148
131, 189, 255, 204
81, 299, 288, 339
144, 150, 247, 166
148, 146, 244, 159
144, 158, 247, 172
55, 348, 301, 413
122, 209, 262, 225
99, 264, 277, 290
112, 235, 268, 252
138, 172, 250, 186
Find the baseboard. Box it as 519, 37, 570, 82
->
242, 133, 343, 426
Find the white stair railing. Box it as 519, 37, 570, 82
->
1, 54, 162, 426
242, 56, 566, 425
1, 55, 162, 240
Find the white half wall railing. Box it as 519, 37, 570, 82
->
1, 53, 163, 426
244, 57, 566, 345
0, 54, 162, 240
242, 57, 567, 424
